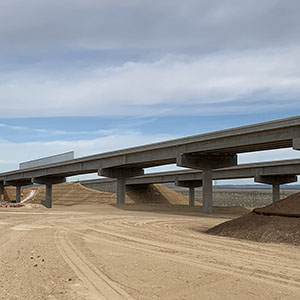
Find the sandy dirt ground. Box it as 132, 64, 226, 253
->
1, 204, 300, 300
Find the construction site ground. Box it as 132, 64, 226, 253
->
1, 202, 300, 300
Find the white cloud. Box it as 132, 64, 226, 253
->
0, 47, 300, 118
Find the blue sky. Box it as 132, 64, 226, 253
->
0, 0, 300, 183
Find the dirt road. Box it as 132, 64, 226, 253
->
1, 204, 300, 299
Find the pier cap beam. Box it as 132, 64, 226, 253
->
176, 153, 237, 170
99, 167, 144, 204
255, 175, 297, 185
4, 179, 32, 186
175, 180, 202, 188
33, 176, 66, 185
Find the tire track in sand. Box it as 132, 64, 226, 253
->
73, 224, 300, 290
54, 229, 134, 300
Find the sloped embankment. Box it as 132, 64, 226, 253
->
24, 182, 189, 206
207, 191, 300, 245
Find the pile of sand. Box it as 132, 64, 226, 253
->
207, 192, 300, 245
22, 182, 189, 206
26, 183, 114, 206
126, 184, 189, 204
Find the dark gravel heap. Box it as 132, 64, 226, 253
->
207, 192, 300, 245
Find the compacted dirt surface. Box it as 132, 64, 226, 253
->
1, 204, 300, 300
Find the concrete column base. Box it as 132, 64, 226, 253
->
116, 177, 126, 204
202, 169, 213, 214
189, 187, 195, 206
0, 185, 4, 201
41, 184, 53, 208
272, 183, 280, 203
16, 186, 21, 203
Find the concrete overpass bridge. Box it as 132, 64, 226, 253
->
81, 158, 300, 206
0, 116, 300, 212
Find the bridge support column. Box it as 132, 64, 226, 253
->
116, 177, 126, 204
272, 183, 280, 203
16, 186, 21, 203
177, 153, 237, 213
203, 169, 213, 213
33, 177, 66, 208
99, 168, 144, 205
255, 175, 297, 203
175, 180, 202, 206
4, 180, 32, 203
0, 184, 4, 201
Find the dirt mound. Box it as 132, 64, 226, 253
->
207, 192, 300, 245
126, 184, 189, 204
24, 183, 189, 206
253, 191, 300, 217
26, 182, 114, 206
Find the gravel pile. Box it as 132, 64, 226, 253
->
207, 192, 300, 245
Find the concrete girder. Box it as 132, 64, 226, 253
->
99, 167, 144, 205
255, 175, 297, 202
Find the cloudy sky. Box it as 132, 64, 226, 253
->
0, 0, 300, 183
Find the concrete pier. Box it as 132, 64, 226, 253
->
177, 153, 237, 213
175, 180, 202, 207
255, 175, 297, 203
0, 185, 4, 200
202, 169, 213, 213
33, 176, 66, 208
116, 177, 126, 204
44, 184, 53, 208
16, 186, 21, 203
99, 168, 144, 205
189, 187, 195, 206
